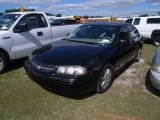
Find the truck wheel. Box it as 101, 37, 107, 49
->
153, 35, 160, 46
135, 48, 142, 62
0, 52, 8, 74
97, 64, 113, 94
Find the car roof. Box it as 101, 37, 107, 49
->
126, 16, 160, 19
6, 11, 45, 15
84, 22, 129, 27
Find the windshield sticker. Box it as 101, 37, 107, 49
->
102, 39, 110, 42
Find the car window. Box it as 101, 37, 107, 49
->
26, 16, 38, 29
133, 18, 140, 25
37, 14, 48, 27
17, 15, 39, 30
67, 25, 118, 45
51, 19, 64, 25
147, 18, 160, 24
119, 26, 129, 40
14, 14, 40, 32
51, 19, 77, 26
0, 14, 21, 30
127, 25, 139, 38
124, 18, 133, 24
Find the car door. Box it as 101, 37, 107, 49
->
127, 25, 140, 58
11, 13, 52, 59
114, 25, 132, 71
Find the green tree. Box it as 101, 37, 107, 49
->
56, 14, 62, 17
139, 14, 149, 17
83, 15, 90, 19
45, 13, 54, 16
5, 8, 35, 13
0, 12, 3, 16
25, 9, 35, 11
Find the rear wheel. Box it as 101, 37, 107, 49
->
97, 64, 113, 94
0, 52, 8, 74
135, 48, 142, 62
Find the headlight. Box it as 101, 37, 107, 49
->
28, 53, 33, 62
56, 66, 87, 76
151, 63, 160, 73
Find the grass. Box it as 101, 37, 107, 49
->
0, 42, 160, 120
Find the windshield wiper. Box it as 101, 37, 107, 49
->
62, 38, 68, 40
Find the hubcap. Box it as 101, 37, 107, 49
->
0, 58, 3, 70
101, 68, 111, 89
154, 41, 160, 46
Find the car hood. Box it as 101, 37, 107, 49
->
153, 47, 160, 65
33, 40, 110, 65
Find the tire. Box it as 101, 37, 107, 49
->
97, 64, 113, 94
135, 48, 142, 62
0, 52, 8, 74
153, 35, 160, 46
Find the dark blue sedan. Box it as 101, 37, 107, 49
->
24, 22, 143, 95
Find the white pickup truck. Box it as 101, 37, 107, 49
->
0, 12, 82, 73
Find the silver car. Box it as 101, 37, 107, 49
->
150, 45, 160, 90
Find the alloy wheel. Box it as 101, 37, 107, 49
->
100, 68, 112, 89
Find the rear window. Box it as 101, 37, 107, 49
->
147, 18, 160, 24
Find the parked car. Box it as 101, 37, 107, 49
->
24, 22, 143, 95
51, 19, 77, 25
150, 39, 160, 90
0, 12, 81, 74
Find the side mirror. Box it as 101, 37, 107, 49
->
18, 23, 27, 30
14, 22, 28, 33
154, 37, 160, 46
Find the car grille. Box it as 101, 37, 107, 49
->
31, 59, 56, 74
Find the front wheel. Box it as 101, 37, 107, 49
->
97, 64, 113, 94
135, 48, 142, 62
0, 52, 8, 74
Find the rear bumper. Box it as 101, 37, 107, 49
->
24, 61, 100, 95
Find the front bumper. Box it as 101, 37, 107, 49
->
24, 60, 100, 95
150, 69, 160, 90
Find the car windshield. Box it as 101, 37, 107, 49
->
0, 14, 21, 30
67, 24, 118, 45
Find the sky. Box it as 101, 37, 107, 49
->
0, 0, 160, 17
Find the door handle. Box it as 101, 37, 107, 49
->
37, 31, 43, 36
3, 36, 11, 39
